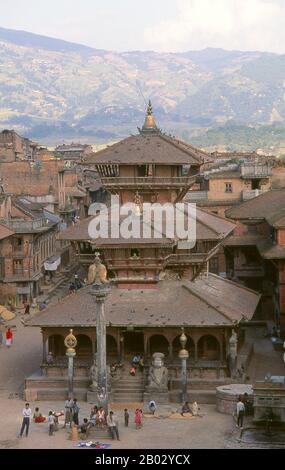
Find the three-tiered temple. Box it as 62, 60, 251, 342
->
25, 104, 260, 403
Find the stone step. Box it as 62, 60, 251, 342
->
87, 426, 112, 440
25, 377, 90, 389
25, 387, 87, 401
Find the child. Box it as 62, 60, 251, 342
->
48, 411, 55, 436
124, 408, 129, 427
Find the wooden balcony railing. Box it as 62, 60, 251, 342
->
100, 176, 196, 188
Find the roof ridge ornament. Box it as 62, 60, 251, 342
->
138, 100, 161, 136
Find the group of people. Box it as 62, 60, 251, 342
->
18, 403, 64, 437
129, 353, 144, 376
0, 327, 13, 348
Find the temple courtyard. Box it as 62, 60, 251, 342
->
0, 311, 284, 449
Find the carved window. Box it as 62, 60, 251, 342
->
225, 182, 233, 193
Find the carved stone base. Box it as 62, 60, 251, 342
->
86, 391, 98, 404
143, 389, 169, 404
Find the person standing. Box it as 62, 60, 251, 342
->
124, 408, 129, 427
72, 398, 80, 425
19, 403, 32, 437
24, 303, 30, 315
6, 328, 13, 347
107, 411, 120, 440
63, 397, 73, 428
0, 326, 3, 347
236, 398, 245, 428
48, 411, 55, 436
135, 408, 142, 429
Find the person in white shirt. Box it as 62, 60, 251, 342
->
19, 403, 32, 437
48, 411, 55, 436
236, 399, 245, 428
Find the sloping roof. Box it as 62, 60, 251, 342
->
257, 240, 285, 260
59, 207, 235, 244
84, 134, 210, 166
223, 235, 264, 247
226, 190, 285, 223
25, 274, 260, 328
0, 223, 14, 240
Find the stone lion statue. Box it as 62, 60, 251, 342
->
87, 253, 108, 285
148, 352, 168, 390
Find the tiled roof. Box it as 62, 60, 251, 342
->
226, 190, 285, 224
59, 207, 235, 243
25, 273, 260, 328
84, 134, 210, 166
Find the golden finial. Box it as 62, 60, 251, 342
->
64, 329, 77, 354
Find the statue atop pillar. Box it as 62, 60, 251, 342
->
148, 353, 168, 390
87, 252, 108, 285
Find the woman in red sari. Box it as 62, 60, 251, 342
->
134, 409, 142, 429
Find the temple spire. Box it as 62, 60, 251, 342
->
139, 100, 160, 135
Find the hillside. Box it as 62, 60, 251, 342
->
0, 26, 285, 146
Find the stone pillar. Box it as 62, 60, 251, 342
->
64, 329, 77, 399
194, 340, 198, 362
42, 330, 47, 363
90, 277, 110, 414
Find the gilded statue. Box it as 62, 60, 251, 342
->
87, 252, 108, 285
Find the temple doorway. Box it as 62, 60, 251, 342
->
76, 335, 92, 357
107, 335, 118, 360
197, 335, 220, 360
48, 335, 65, 357
149, 335, 169, 356
123, 331, 144, 359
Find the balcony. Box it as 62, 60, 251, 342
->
242, 189, 268, 201
99, 175, 196, 190
240, 163, 272, 179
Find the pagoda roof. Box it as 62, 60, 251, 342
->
59, 206, 235, 244
84, 134, 211, 166
25, 273, 260, 328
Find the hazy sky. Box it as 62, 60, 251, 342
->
1, 0, 285, 53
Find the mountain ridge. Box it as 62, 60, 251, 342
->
0, 26, 284, 146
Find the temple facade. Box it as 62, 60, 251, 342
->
24, 104, 261, 403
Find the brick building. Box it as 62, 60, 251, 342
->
0, 194, 61, 306
224, 189, 285, 333
0, 129, 38, 162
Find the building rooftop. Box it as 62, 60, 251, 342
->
25, 273, 260, 328
226, 189, 285, 226
59, 206, 235, 244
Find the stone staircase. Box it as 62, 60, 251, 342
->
112, 367, 144, 403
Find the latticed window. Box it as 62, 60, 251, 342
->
225, 182, 233, 193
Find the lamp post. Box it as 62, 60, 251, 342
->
89, 253, 110, 416
178, 328, 189, 404
64, 329, 77, 399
